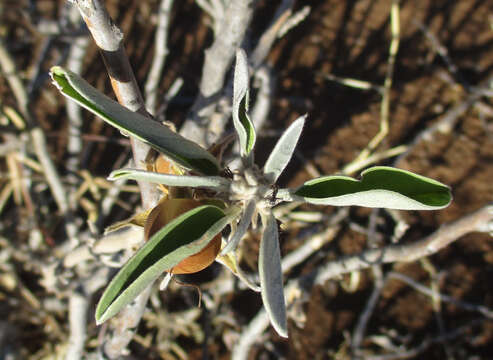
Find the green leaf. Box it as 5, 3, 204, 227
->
95, 205, 240, 324
232, 49, 256, 157
259, 211, 287, 338
109, 168, 231, 191
263, 115, 305, 183
292, 166, 452, 210
50, 66, 220, 175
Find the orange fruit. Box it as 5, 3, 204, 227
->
144, 198, 222, 274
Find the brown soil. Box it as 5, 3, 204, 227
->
1, 0, 493, 359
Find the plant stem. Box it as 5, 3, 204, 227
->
72, 0, 160, 208
70, 1, 161, 357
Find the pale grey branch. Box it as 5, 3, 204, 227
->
181, 0, 255, 146
145, 0, 174, 115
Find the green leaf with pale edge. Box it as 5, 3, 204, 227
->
232, 49, 256, 157
259, 212, 287, 338
95, 205, 240, 324
50, 66, 219, 175
292, 166, 452, 210
263, 115, 305, 183
109, 168, 231, 191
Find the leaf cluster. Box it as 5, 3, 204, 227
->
50, 50, 451, 337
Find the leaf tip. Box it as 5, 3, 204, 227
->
49, 65, 65, 77
297, 113, 308, 125
94, 308, 106, 326
277, 326, 289, 338
49, 66, 66, 90
107, 169, 125, 181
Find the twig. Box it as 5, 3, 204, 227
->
70, 0, 160, 208
281, 219, 342, 273
102, 285, 153, 359
352, 210, 385, 351
420, 258, 453, 359
0, 39, 68, 212
65, 7, 89, 162
63, 226, 144, 268
145, 0, 174, 115
310, 204, 493, 285
278, 6, 311, 38
32, 127, 78, 239
181, 0, 255, 146
0, 183, 13, 216
155, 77, 184, 122
251, 65, 275, 131
387, 272, 493, 319
351, 267, 386, 352
363, 319, 485, 360
250, 0, 294, 69
66, 30, 90, 204
394, 80, 493, 166
66, 287, 89, 360
231, 308, 270, 360
195, 0, 225, 35
343, 145, 407, 176
413, 20, 469, 89
344, 0, 401, 170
